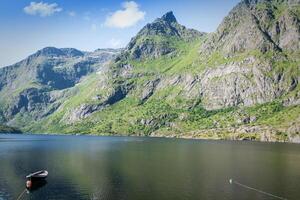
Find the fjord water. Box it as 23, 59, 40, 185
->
0, 134, 299, 200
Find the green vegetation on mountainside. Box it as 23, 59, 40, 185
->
26, 94, 299, 141
0, 124, 22, 133
25, 35, 299, 141
1, 1, 299, 142
8, 33, 300, 142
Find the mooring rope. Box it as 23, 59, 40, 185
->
229, 179, 288, 200
16, 188, 26, 200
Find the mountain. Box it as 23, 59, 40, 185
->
0, 47, 121, 126
121, 11, 205, 60
0, 1, 299, 142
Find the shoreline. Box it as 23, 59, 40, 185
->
1, 131, 299, 144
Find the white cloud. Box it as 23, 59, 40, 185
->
105, 1, 145, 28
108, 38, 123, 48
24, 2, 62, 17
68, 11, 76, 17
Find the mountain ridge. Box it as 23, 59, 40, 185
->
0, 48, 121, 125
0, 1, 299, 142
201, 0, 300, 55
122, 11, 206, 60
33, 47, 85, 58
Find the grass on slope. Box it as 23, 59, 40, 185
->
28, 90, 299, 141
127, 37, 204, 75
25, 72, 111, 132
23, 34, 300, 142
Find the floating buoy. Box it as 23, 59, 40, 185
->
26, 180, 32, 188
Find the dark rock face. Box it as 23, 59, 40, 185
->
140, 79, 160, 102
160, 11, 177, 23
64, 86, 129, 123
36, 60, 94, 90
105, 86, 128, 105
6, 88, 53, 119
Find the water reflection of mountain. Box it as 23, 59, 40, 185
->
0, 134, 299, 200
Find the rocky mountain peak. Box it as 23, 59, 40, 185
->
136, 11, 181, 38
35, 47, 65, 57
158, 11, 177, 24
122, 11, 205, 60
33, 47, 84, 58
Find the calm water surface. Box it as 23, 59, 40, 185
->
0, 134, 299, 200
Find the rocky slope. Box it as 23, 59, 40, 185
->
197, 0, 300, 109
0, 0, 299, 142
201, 0, 300, 55
122, 11, 205, 60
0, 47, 120, 126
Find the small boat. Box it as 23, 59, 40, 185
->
26, 170, 48, 180
26, 179, 47, 191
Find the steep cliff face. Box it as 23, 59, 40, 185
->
201, 0, 300, 55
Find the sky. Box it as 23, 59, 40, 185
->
0, 0, 240, 67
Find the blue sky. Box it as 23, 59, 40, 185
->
0, 0, 240, 66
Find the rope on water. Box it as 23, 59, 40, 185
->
16, 188, 26, 200
229, 179, 288, 200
